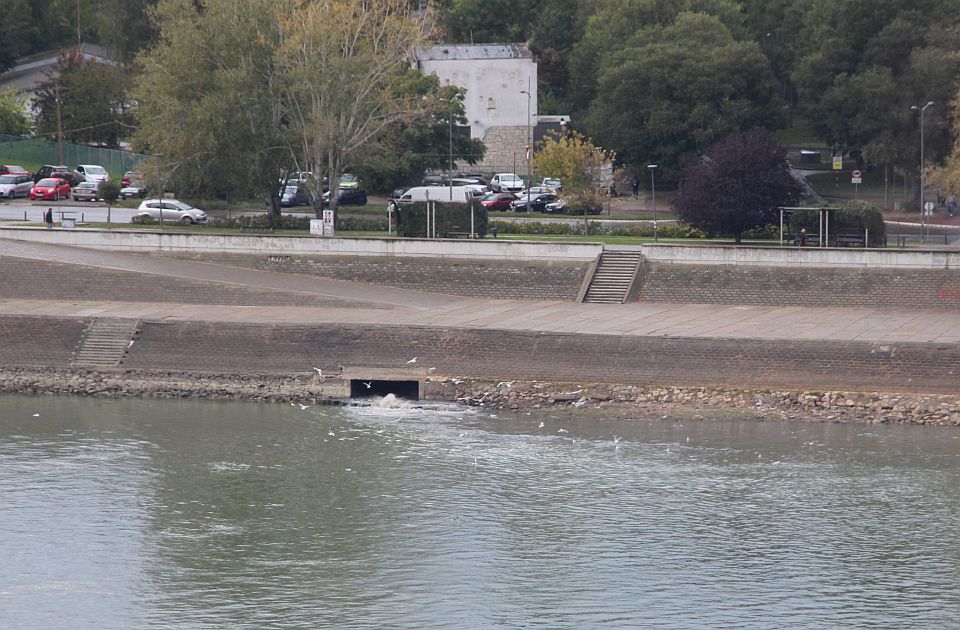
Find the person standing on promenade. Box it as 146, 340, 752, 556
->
44, 208, 53, 229
631, 174, 640, 198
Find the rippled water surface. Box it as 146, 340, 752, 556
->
3, 395, 960, 628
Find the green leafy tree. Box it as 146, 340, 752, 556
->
32, 49, 136, 147
99, 179, 121, 225
0, 89, 30, 135
133, 0, 290, 212
584, 12, 783, 185
673, 131, 802, 243
355, 79, 486, 191
276, 0, 432, 215
792, 0, 960, 175
438, 0, 538, 43
91, 0, 159, 63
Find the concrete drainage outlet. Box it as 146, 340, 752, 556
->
350, 379, 420, 400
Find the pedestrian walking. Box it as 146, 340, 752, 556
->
948, 195, 957, 217
631, 175, 639, 198
798, 227, 807, 246
44, 208, 53, 229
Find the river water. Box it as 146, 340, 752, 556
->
2, 394, 960, 629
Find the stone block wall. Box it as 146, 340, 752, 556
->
0, 316, 84, 366
111, 321, 960, 394
167, 253, 588, 301
471, 125, 531, 177
637, 263, 960, 309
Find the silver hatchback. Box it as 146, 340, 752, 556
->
135, 199, 208, 224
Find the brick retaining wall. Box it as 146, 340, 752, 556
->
637, 263, 960, 309
162, 253, 588, 301
0, 317, 947, 394
0, 256, 369, 308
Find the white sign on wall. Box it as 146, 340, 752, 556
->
322, 210, 335, 236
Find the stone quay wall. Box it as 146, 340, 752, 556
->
1, 315, 958, 394
637, 263, 960, 309
161, 252, 589, 301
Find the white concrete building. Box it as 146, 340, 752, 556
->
414, 44, 537, 141
414, 44, 544, 176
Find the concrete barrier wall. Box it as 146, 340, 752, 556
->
2, 317, 956, 395
0, 228, 602, 262
638, 243, 960, 269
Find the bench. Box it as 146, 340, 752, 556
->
240, 226, 275, 234
445, 231, 474, 239
834, 234, 866, 247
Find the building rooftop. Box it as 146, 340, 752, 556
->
414, 44, 532, 62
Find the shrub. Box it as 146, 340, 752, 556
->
131, 214, 157, 225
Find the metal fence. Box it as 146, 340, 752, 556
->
0, 134, 147, 178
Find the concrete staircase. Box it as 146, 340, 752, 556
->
73, 318, 138, 368
582, 251, 643, 304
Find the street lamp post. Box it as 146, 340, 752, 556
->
647, 164, 658, 242
447, 96, 455, 203
155, 154, 164, 232
520, 81, 532, 213
911, 101, 934, 242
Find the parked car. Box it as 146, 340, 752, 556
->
544, 198, 568, 214
457, 171, 487, 185
29, 177, 71, 201
120, 182, 149, 199
33, 165, 80, 185
0, 173, 34, 198
135, 199, 207, 224
541, 177, 562, 192
71, 181, 101, 202
74, 164, 109, 184
421, 174, 445, 187
284, 171, 312, 184
0, 165, 29, 176
490, 173, 524, 193
281, 185, 310, 207
322, 188, 367, 207
339, 173, 359, 189
121, 171, 143, 187
517, 186, 556, 198
510, 192, 558, 213
479, 192, 517, 211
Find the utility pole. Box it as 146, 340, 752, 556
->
55, 84, 64, 165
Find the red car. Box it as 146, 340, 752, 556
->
0, 165, 28, 176
29, 178, 71, 201
480, 192, 517, 211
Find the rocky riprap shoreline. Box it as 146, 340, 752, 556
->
1, 367, 958, 426
428, 379, 960, 426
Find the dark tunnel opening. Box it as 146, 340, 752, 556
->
350, 379, 420, 400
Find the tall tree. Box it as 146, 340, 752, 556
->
133, 0, 290, 210
673, 131, 802, 243
32, 49, 136, 147
792, 0, 960, 174
355, 78, 486, 191
584, 12, 783, 185
276, 0, 431, 215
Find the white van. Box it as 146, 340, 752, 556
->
395, 185, 474, 204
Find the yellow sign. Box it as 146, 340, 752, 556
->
832, 156, 843, 170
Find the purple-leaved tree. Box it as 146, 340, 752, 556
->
673, 132, 803, 243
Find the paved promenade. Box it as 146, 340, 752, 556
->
1, 239, 958, 345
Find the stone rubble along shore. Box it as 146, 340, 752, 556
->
0, 367, 957, 426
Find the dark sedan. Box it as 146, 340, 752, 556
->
479, 192, 517, 211
510, 193, 558, 213
322, 188, 368, 207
